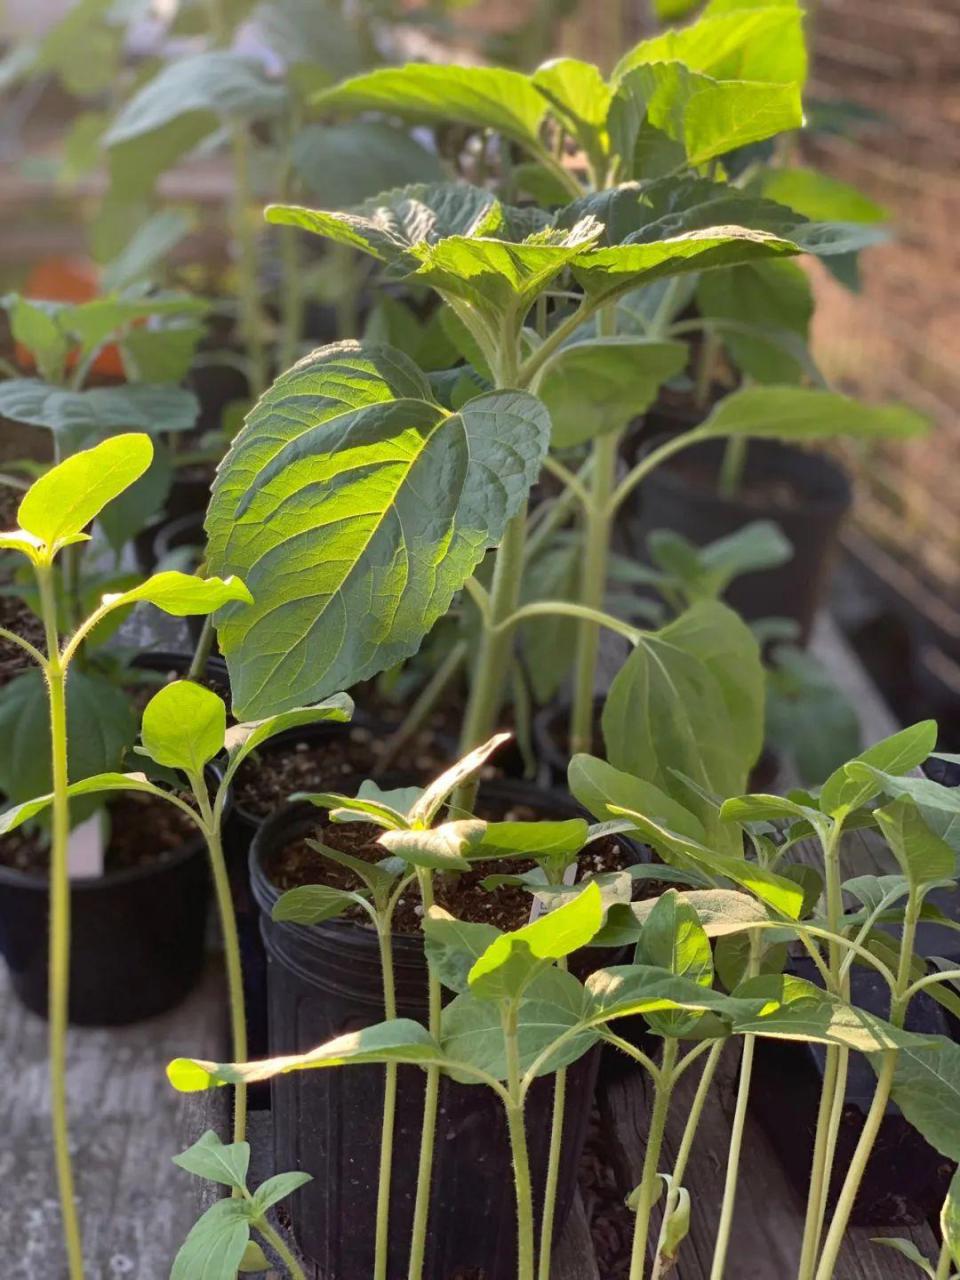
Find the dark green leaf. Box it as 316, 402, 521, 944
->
291, 122, 444, 208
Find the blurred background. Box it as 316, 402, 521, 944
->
0, 0, 957, 744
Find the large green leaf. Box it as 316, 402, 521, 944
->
567, 754, 706, 842
423, 908, 502, 994
872, 796, 957, 888
759, 168, 887, 225
170, 1199, 252, 1280
733, 974, 928, 1051
890, 1037, 960, 1161
696, 386, 928, 443
101, 571, 252, 618
167, 1020, 442, 1090
637, 889, 713, 1036
206, 343, 550, 717
583, 963, 751, 1028
0, 381, 199, 447
538, 337, 686, 448
602, 602, 764, 846
696, 260, 813, 383
612, 62, 802, 169
311, 64, 550, 154
842, 766, 960, 853
614, 2, 807, 87
18, 432, 153, 550
291, 123, 444, 208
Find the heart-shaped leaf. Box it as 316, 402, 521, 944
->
206, 342, 550, 717
141, 680, 226, 774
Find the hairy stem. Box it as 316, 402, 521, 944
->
408, 870, 442, 1280
629, 1042, 678, 1280
374, 922, 398, 1280
37, 564, 85, 1280
709, 1035, 756, 1280
504, 1001, 536, 1280
254, 1213, 307, 1280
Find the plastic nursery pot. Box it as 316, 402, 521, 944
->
133, 465, 218, 574
222, 718, 372, 1060
627, 437, 853, 645
750, 961, 955, 1225
0, 761, 224, 1027
251, 780, 636, 1280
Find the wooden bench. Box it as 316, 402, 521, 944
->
0, 615, 942, 1277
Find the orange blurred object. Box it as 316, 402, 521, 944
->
16, 256, 126, 380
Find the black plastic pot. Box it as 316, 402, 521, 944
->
251, 781, 633, 1279
751, 961, 955, 1225
627, 438, 853, 645
0, 762, 223, 1027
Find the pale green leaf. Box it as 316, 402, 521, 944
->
568, 754, 706, 842
102, 571, 252, 617
170, 1200, 251, 1280
250, 1171, 313, 1217
378, 821, 483, 871
167, 1019, 441, 1090
3, 296, 69, 382
0, 771, 162, 834
291, 122, 444, 208
696, 387, 928, 444
238, 1240, 270, 1272
102, 208, 196, 291
0, 380, 200, 443
206, 342, 550, 717
271, 884, 368, 924
223, 696, 354, 771
141, 680, 225, 774
409, 733, 512, 826
17, 433, 153, 549
532, 58, 612, 171
733, 974, 929, 1051
873, 797, 957, 889
760, 167, 887, 225
423, 908, 502, 994
172, 1130, 250, 1191
638, 889, 714, 1035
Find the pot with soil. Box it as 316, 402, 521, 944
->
251, 781, 637, 1279
626, 437, 852, 645
0, 764, 223, 1026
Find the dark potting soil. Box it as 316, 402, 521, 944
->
266, 800, 632, 934
581, 1106, 635, 1278
0, 488, 45, 686
124, 660, 231, 718
0, 790, 197, 877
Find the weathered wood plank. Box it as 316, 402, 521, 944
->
0, 959, 226, 1279
599, 1046, 940, 1279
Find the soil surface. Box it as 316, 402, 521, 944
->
265, 795, 634, 934
0, 790, 198, 877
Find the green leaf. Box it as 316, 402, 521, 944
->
410, 733, 512, 827
206, 343, 550, 717
633, 888, 771, 938
568, 754, 706, 842
60, 294, 207, 357
304, 840, 399, 902
818, 721, 939, 817
266, 183, 500, 265
532, 58, 612, 173
696, 260, 813, 383
602, 602, 764, 848
610, 808, 803, 918
839, 765, 960, 853
468, 881, 603, 1000
105, 52, 287, 194
869, 1238, 934, 1277
378, 821, 482, 871
765, 646, 863, 787
637, 889, 713, 1036
0, 380, 200, 445
172, 1130, 250, 1191
583, 963, 749, 1028
312, 64, 550, 154
250, 1171, 313, 1217
441, 967, 595, 1082
732, 974, 928, 1051
890, 1037, 960, 1161
520, 540, 579, 704
291, 122, 444, 208
614, 3, 807, 87
238, 1240, 270, 1272
141, 681, 226, 774
760, 167, 887, 225
462, 819, 589, 866
271, 884, 368, 924
873, 797, 957, 890
102, 571, 252, 618
102, 208, 196, 292
614, 62, 802, 169
697, 520, 794, 596
4, 296, 69, 382
423, 908, 502, 994
720, 793, 821, 826
18, 432, 153, 551
167, 1019, 441, 1090
171, 1200, 252, 1280
697, 386, 929, 444
0, 771, 160, 834
943, 1167, 960, 1270
538, 338, 686, 448
223, 697, 354, 772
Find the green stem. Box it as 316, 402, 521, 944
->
629, 1041, 678, 1280
188, 615, 216, 683
652, 1041, 725, 1280
718, 436, 747, 500
255, 1214, 307, 1280
709, 1035, 755, 1280
374, 922, 398, 1280
496, 600, 641, 645
278, 109, 303, 372
608, 431, 706, 519
935, 1240, 952, 1280
229, 120, 266, 403
37, 564, 85, 1280
694, 330, 720, 409
570, 429, 617, 755
408, 870, 442, 1280
504, 1001, 536, 1280
198, 786, 247, 1145
537, 1066, 566, 1280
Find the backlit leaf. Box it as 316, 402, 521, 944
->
696, 387, 928, 445
170, 1199, 251, 1280
102, 572, 252, 618
141, 681, 226, 774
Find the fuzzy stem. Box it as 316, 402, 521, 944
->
373, 920, 398, 1280
37, 563, 85, 1280
538, 953, 571, 1280
629, 1042, 678, 1280
197, 784, 247, 1145
187, 615, 216, 683
709, 1035, 755, 1280
255, 1215, 307, 1280
408, 870, 442, 1280
935, 1240, 952, 1280
504, 1001, 536, 1280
